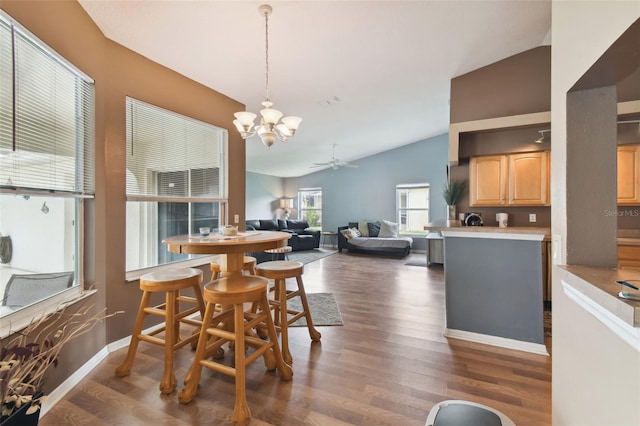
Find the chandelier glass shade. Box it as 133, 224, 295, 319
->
233, 4, 302, 149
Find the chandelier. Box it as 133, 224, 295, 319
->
233, 4, 302, 149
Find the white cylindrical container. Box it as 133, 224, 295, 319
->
496, 213, 509, 228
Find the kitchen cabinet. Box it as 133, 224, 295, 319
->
617, 144, 640, 205
470, 155, 507, 206
618, 244, 640, 271
470, 151, 550, 207
508, 151, 549, 205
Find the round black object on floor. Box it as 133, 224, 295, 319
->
433, 403, 502, 426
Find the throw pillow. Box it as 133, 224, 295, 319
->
358, 220, 370, 237
349, 227, 361, 237
378, 220, 399, 238
340, 229, 353, 240
367, 221, 381, 237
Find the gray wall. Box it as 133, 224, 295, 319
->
245, 133, 449, 250
444, 236, 544, 344
245, 172, 284, 220
283, 133, 449, 234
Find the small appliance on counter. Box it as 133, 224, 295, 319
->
496, 212, 509, 228
464, 212, 483, 226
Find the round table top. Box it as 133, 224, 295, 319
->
162, 231, 291, 255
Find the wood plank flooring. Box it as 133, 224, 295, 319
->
40, 252, 551, 425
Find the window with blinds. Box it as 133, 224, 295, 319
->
396, 184, 429, 234
0, 12, 95, 196
125, 98, 228, 272
0, 10, 95, 326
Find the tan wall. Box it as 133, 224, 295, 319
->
450, 46, 551, 123
448, 47, 552, 227
0, 0, 246, 390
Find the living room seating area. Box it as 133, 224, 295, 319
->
245, 219, 320, 252
338, 220, 413, 257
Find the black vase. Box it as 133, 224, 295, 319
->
0, 396, 41, 426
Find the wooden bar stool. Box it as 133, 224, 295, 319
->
178, 275, 292, 425
115, 268, 205, 394
264, 245, 292, 261
210, 255, 257, 279
255, 260, 321, 365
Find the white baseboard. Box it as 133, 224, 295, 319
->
40, 321, 167, 419
40, 346, 110, 417
445, 328, 549, 356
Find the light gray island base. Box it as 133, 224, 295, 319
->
442, 230, 546, 354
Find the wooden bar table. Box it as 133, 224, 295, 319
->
162, 231, 291, 277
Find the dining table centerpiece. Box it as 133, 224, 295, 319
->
1, 303, 121, 426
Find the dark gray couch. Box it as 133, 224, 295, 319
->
245, 219, 320, 251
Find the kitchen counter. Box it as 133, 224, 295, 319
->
557, 265, 640, 328
424, 221, 551, 240
619, 237, 640, 246
436, 223, 548, 354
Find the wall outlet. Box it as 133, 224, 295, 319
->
233, 214, 239, 224
529, 213, 537, 222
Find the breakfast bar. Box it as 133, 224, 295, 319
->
424, 222, 551, 355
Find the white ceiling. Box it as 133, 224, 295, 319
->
78, 0, 551, 178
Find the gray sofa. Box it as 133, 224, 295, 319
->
338, 221, 412, 256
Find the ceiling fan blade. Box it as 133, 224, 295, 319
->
337, 161, 358, 168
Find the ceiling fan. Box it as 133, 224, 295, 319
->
311, 144, 359, 170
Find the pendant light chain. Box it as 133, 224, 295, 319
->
264, 9, 270, 102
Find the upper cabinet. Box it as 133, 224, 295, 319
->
508, 151, 550, 205
617, 144, 640, 205
470, 155, 507, 205
470, 151, 550, 207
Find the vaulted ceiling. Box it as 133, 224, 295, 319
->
79, 0, 551, 177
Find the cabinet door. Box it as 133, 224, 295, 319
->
508, 151, 549, 206
618, 245, 640, 271
470, 155, 507, 206
617, 145, 640, 205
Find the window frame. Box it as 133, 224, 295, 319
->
396, 183, 430, 236
0, 10, 95, 337
297, 188, 322, 230
124, 98, 228, 278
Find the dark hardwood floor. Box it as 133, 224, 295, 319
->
40, 252, 551, 425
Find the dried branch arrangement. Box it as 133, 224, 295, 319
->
1, 303, 122, 421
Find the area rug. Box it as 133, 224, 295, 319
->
288, 248, 337, 265
288, 292, 343, 327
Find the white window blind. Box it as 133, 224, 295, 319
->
0, 12, 95, 196
125, 98, 227, 201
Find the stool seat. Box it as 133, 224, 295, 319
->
264, 246, 292, 261
255, 260, 303, 276
256, 260, 321, 365
264, 246, 292, 253
115, 267, 205, 394
426, 400, 516, 426
179, 275, 292, 425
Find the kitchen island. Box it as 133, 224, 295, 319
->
424, 222, 551, 354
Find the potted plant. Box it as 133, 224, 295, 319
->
442, 179, 467, 224
1, 303, 120, 426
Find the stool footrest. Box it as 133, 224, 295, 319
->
138, 334, 166, 346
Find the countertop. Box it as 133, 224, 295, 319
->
424, 222, 640, 245
557, 265, 640, 328
424, 221, 550, 237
